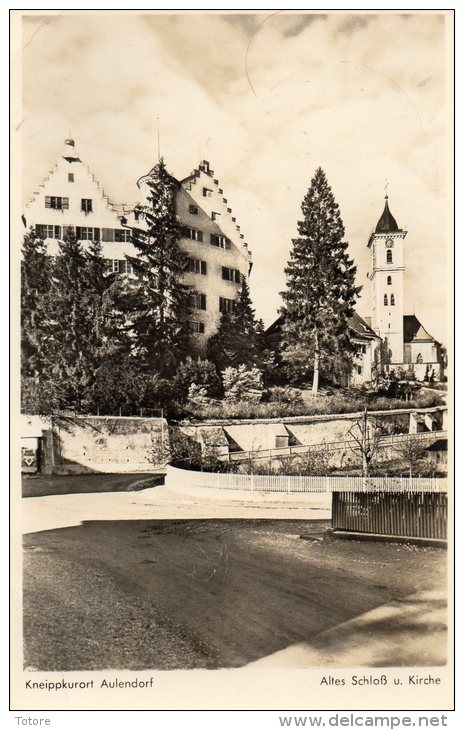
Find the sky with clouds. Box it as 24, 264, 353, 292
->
17, 10, 452, 344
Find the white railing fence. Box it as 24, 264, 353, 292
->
166, 466, 446, 494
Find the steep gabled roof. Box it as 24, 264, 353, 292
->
264, 312, 379, 342
349, 312, 379, 340
403, 315, 439, 344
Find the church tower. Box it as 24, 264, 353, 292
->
368, 196, 407, 366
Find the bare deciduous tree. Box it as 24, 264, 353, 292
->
393, 435, 427, 480
347, 409, 382, 477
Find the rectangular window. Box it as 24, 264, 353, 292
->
184, 227, 203, 242
190, 321, 205, 334
191, 292, 207, 310
114, 229, 131, 242
219, 296, 236, 314
81, 198, 93, 213
222, 266, 241, 283
76, 227, 100, 241
189, 204, 199, 215
211, 234, 231, 249
187, 258, 207, 275
36, 224, 61, 239
203, 188, 213, 197
211, 212, 220, 221
118, 259, 133, 275
68, 173, 74, 183
45, 196, 69, 210
104, 259, 133, 275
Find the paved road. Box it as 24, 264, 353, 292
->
22, 473, 163, 498
23, 517, 447, 671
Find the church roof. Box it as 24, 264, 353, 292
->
403, 315, 438, 344
264, 312, 378, 342
349, 312, 378, 340
375, 196, 399, 233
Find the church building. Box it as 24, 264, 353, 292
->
367, 195, 443, 381
265, 194, 444, 385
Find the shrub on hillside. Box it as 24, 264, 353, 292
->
174, 357, 222, 402
222, 365, 263, 402
263, 385, 304, 405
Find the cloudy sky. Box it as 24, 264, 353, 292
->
17, 10, 452, 344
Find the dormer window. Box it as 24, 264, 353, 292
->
387, 275, 392, 285
386, 250, 393, 264
189, 204, 199, 215
81, 198, 93, 213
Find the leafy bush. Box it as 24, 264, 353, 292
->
222, 365, 263, 402
174, 357, 222, 402
163, 427, 203, 470
263, 385, 304, 405
187, 383, 210, 405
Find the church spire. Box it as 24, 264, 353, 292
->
375, 194, 399, 233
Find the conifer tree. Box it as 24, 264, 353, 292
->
127, 158, 192, 374
21, 227, 51, 378
281, 167, 360, 394
20, 227, 62, 413
207, 279, 266, 371
44, 231, 90, 409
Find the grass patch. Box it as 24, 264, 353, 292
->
179, 389, 445, 421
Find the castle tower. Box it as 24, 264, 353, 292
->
368, 196, 407, 365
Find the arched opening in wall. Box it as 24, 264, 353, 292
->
384, 294, 388, 306
390, 294, 395, 305
387, 275, 392, 285
386, 250, 393, 264
416, 353, 423, 364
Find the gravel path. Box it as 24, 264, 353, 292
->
23, 518, 446, 671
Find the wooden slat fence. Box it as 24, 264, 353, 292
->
332, 491, 447, 540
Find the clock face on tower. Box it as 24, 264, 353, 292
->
385, 238, 394, 248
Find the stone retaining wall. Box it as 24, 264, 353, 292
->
42, 415, 168, 474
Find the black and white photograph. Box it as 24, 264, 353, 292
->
11, 8, 454, 713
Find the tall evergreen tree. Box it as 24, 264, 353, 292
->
21, 227, 51, 378
127, 158, 191, 374
207, 279, 266, 371
281, 167, 360, 394
20, 227, 62, 413
43, 230, 102, 410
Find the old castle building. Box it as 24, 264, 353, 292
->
23, 140, 252, 347
23, 138, 442, 382
133, 159, 251, 343
23, 139, 134, 273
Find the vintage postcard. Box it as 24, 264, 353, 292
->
10, 8, 454, 717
